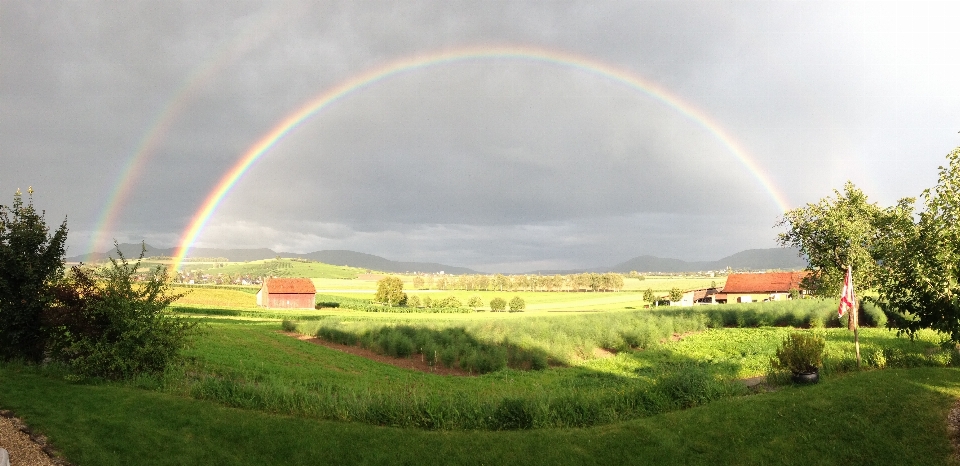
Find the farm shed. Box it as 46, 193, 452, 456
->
671, 287, 720, 306
720, 271, 808, 303
256, 278, 316, 309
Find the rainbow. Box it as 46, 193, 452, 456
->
172, 45, 791, 271
85, 9, 286, 257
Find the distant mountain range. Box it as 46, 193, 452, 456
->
68, 244, 805, 274
531, 248, 807, 274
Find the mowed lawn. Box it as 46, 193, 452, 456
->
0, 366, 957, 465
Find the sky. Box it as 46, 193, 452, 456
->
3, 1, 960, 273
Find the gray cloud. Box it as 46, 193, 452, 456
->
3, 1, 959, 269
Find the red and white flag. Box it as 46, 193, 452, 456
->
839, 265, 855, 317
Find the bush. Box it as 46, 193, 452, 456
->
771, 331, 825, 374
280, 320, 297, 332
44, 247, 199, 379
509, 296, 526, 312
407, 295, 421, 308
490, 297, 507, 312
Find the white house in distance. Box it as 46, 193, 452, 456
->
671, 287, 721, 306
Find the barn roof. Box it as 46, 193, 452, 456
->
721, 272, 808, 294
262, 278, 316, 294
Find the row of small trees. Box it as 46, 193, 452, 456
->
411, 272, 626, 292
0, 190, 196, 379
374, 276, 526, 311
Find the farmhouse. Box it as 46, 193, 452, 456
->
719, 271, 807, 303
256, 278, 317, 309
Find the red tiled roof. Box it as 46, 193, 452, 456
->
721, 272, 808, 294
263, 278, 316, 294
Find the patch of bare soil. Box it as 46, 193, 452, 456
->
282, 332, 474, 376
592, 347, 617, 359
662, 331, 703, 343
0, 410, 70, 466
947, 399, 960, 461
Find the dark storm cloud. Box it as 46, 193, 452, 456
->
3, 1, 959, 269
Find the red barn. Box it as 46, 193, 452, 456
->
720, 271, 808, 303
256, 278, 316, 309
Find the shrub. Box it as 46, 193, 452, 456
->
508, 296, 526, 312
280, 320, 297, 332
490, 297, 507, 312
45, 246, 199, 379
407, 295, 421, 308
771, 331, 825, 374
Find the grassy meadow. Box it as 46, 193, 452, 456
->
5, 263, 960, 464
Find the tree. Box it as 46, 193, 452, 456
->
508, 296, 526, 312
776, 181, 889, 298
412, 275, 424, 290
467, 296, 483, 310
490, 297, 507, 312
668, 287, 683, 302
374, 276, 407, 306
45, 245, 198, 379
0, 189, 68, 362
643, 288, 654, 303
871, 147, 960, 342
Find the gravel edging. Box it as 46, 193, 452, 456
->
0, 410, 71, 466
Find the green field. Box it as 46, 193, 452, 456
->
6, 270, 960, 464
2, 321, 959, 463
184, 258, 366, 279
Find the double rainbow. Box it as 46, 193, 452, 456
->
171, 45, 790, 271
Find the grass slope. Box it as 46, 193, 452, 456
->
0, 366, 956, 465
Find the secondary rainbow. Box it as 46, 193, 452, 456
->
172, 45, 791, 270
85, 9, 286, 257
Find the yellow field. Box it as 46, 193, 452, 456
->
173, 288, 258, 308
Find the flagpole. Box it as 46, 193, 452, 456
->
853, 299, 861, 368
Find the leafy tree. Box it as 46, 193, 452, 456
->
508, 296, 526, 312
421, 296, 433, 308
493, 274, 508, 292
0, 189, 68, 362
374, 276, 407, 306
668, 287, 683, 302
407, 295, 422, 308
643, 288, 654, 303
467, 296, 483, 310
45, 246, 198, 379
871, 147, 960, 342
776, 181, 888, 297
440, 296, 462, 308
490, 297, 507, 312
412, 275, 425, 290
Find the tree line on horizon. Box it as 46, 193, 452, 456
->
410, 272, 629, 293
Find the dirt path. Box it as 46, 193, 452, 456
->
283, 332, 474, 376
0, 410, 66, 466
